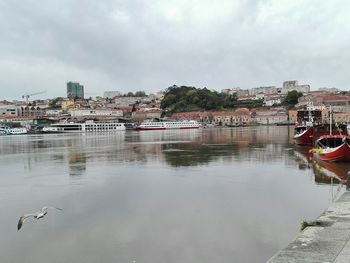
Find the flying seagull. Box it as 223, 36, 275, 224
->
17, 206, 62, 231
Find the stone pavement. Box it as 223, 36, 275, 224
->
268, 191, 350, 263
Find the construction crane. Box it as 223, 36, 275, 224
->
22, 91, 47, 105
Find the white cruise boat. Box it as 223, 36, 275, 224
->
42, 121, 126, 133
135, 120, 200, 131
0, 125, 28, 135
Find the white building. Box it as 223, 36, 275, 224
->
0, 105, 20, 116
256, 93, 265, 100
283, 80, 298, 89
256, 114, 288, 125
281, 80, 310, 94
113, 96, 149, 106
222, 88, 249, 97
148, 92, 164, 101
45, 109, 63, 115
104, 91, 122, 98
318, 87, 340, 93
255, 110, 288, 125
69, 109, 123, 117
264, 94, 283, 106
264, 98, 282, 107
249, 86, 277, 95
0, 116, 35, 127
221, 87, 241, 95
237, 95, 259, 101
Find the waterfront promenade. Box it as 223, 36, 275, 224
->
268, 190, 350, 263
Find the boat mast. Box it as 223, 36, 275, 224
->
330, 105, 332, 135
307, 100, 314, 125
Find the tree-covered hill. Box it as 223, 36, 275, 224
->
160, 85, 237, 113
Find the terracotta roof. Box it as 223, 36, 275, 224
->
315, 95, 350, 101
212, 110, 250, 116
171, 112, 209, 117
0, 115, 35, 120
141, 109, 162, 113
114, 106, 133, 111
235, 108, 250, 114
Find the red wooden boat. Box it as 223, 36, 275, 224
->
294, 125, 314, 145
293, 108, 322, 146
312, 135, 350, 162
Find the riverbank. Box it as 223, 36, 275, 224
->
268, 190, 350, 262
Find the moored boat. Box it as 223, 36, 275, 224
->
293, 106, 348, 146
294, 125, 314, 146
42, 120, 126, 133
311, 135, 350, 162
135, 120, 200, 131
0, 125, 28, 135
293, 108, 322, 146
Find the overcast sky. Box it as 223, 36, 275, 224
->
0, 0, 349, 100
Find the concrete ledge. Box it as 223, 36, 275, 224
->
268, 191, 350, 263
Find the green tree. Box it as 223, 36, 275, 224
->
161, 94, 176, 109
161, 85, 238, 113
282, 91, 303, 108
48, 97, 63, 109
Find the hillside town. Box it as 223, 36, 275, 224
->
1, 80, 350, 130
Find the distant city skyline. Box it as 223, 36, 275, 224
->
1, 0, 349, 100
0, 79, 344, 101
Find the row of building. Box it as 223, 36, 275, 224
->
171, 108, 350, 126
222, 80, 312, 97
3, 106, 350, 129
0, 79, 349, 129
221, 80, 345, 108
171, 109, 288, 126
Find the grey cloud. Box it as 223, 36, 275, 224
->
0, 0, 349, 99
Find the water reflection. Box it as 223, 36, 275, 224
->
293, 146, 312, 170
312, 159, 350, 184
0, 128, 295, 169
68, 152, 87, 176
0, 126, 347, 263
293, 145, 350, 185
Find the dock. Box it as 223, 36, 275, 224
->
268, 191, 350, 263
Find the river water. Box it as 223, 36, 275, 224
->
0, 126, 348, 263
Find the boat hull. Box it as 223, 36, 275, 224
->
314, 143, 350, 162
135, 127, 166, 131
179, 127, 200, 130
294, 127, 313, 145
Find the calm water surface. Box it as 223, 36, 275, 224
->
0, 126, 348, 263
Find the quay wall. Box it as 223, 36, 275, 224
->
268, 191, 350, 262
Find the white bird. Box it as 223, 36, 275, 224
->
17, 206, 62, 231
